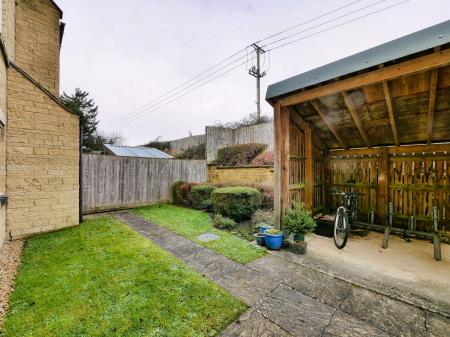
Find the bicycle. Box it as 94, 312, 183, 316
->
331, 190, 363, 249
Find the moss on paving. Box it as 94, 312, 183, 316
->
2, 217, 247, 337
134, 204, 266, 264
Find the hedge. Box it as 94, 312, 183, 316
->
190, 185, 216, 210
171, 181, 186, 205
214, 143, 266, 167
211, 187, 261, 221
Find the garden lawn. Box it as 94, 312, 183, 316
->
1, 217, 247, 337
134, 204, 266, 264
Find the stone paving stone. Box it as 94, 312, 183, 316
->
341, 286, 427, 337
214, 267, 278, 306
248, 255, 351, 308
323, 311, 392, 337
257, 284, 335, 337
219, 309, 295, 337
426, 312, 450, 337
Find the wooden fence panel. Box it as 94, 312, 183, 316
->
82, 155, 207, 213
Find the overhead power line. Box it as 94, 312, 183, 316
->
106, 0, 410, 130
106, 0, 366, 129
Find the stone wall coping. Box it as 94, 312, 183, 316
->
208, 164, 274, 169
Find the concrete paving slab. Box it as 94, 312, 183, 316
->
258, 284, 335, 337
214, 267, 278, 306
426, 312, 450, 337
323, 311, 392, 337
341, 286, 427, 337
219, 309, 295, 337
247, 255, 350, 308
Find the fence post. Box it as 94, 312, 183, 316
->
305, 128, 314, 211
377, 148, 389, 226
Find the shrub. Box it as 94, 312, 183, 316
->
251, 209, 274, 226
283, 202, 316, 239
212, 187, 261, 221
214, 143, 266, 167
190, 185, 216, 210
251, 151, 274, 166
257, 186, 274, 210
176, 143, 206, 160
179, 182, 198, 205
171, 180, 186, 205
213, 214, 237, 230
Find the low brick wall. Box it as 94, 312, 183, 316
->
207, 165, 274, 187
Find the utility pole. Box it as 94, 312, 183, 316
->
249, 43, 266, 121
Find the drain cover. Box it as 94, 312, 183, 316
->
197, 233, 220, 242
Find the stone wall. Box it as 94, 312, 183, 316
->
6, 66, 79, 239
0, 44, 6, 244
15, 0, 61, 95
207, 165, 274, 187
2, 0, 16, 60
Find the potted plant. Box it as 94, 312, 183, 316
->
259, 222, 274, 234
264, 228, 284, 250
282, 202, 316, 254
253, 232, 265, 246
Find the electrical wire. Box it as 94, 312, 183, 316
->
105, 0, 367, 129
107, 0, 410, 129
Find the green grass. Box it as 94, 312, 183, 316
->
2, 217, 247, 337
134, 204, 266, 264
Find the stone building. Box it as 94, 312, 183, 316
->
0, 0, 80, 244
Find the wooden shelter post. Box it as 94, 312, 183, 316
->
305, 128, 314, 210
274, 102, 290, 229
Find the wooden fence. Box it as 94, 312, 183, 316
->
206, 123, 274, 162
82, 155, 207, 213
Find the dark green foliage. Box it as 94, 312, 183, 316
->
214, 143, 267, 167
214, 112, 272, 129
190, 185, 216, 210
212, 187, 261, 221
60, 88, 99, 153
144, 137, 171, 153
213, 214, 237, 230
171, 181, 186, 205
176, 143, 206, 160
283, 202, 317, 238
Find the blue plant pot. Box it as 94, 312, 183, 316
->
264, 230, 284, 250
259, 223, 274, 234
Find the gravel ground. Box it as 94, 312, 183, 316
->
0, 240, 24, 328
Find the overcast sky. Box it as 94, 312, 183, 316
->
57, 0, 450, 146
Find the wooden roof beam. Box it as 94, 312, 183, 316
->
427, 68, 439, 144
280, 48, 450, 107
381, 80, 400, 146
342, 92, 371, 147
310, 100, 346, 149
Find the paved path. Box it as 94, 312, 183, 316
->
115, 212, 449, 337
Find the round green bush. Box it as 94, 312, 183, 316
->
190, 185, 216, 210
213, 214, 237, 230
211, 187, 261, 221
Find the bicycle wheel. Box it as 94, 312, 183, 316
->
334, 208, 349, 249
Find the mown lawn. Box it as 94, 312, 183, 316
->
134, 204, 266, 264
1, 217, 247, 337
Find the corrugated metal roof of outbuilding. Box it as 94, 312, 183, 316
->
266, 20, 450, 101
104, 144, 173, 159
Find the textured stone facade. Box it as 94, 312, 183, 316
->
208, 165, 274, 187
15, 0, 61, 95
0, 0, 79, 242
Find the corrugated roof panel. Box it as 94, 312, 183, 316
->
104, 144, 173, 158
266, 20, 450, 100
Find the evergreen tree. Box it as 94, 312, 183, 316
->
61, 88, 99, 152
